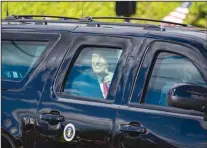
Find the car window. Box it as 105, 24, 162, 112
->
144, 52, 206, 106
62, 47, 122, 100
204, 51, 207, 59
2, 40, 48, 81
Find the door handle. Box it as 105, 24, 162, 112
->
39, 110, 64, 125
40, 114, 64, 122
119, 122, 146, 134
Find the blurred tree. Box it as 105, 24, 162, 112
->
184, 2, 207, 28
1, 2, 206, 28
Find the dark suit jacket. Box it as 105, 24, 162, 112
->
64, 66, 104, 99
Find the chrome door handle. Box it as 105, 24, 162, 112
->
119, 124, 146, 134
39, 114, 64, 122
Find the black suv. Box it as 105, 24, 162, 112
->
2, 15, 207, 148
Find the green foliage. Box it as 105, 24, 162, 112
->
1, 2, 206, 28
184, 2, 207, 28
132, 2, 181, 24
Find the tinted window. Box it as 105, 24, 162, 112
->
63, 47, 122, 100
145, 52, 206, 106
2, 41, 48, 81
203, 51, 207, 59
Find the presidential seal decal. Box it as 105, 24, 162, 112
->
63, 123, 76, 142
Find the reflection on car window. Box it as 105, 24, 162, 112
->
203, 51, 207, 59
145, 52, 206, 106
2, 41, 48, 81
63, 47, 122, 100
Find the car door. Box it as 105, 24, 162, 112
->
1, 31, 60, 148
34, 35, 136, 148
113, 40, 207, 148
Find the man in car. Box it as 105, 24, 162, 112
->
91, 51, 114, 98
65, 49, 116, 99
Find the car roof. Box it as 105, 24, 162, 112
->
2, 16, 207, 41
1, 24, 77, 32
165, 26, 207, 40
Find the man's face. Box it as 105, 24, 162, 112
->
92, 53, 108, 74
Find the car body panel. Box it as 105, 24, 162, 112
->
1, 22, 207, 148
34, 34, 146, 148
113, 36, 207, 148
1, 30, 75, 148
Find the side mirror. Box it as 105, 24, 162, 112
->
167, 83, 207, 112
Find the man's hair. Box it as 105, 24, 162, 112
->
76, 47, 122, 70
91, 48, 121, 63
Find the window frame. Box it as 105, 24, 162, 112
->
143, 51, 206, 104
130, 40, 207, 115
2, 32, 60, 90
53, 35, 133, 104
61, 46, 122, 93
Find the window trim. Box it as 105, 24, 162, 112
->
57, 45, 122, 103
60, 45, 122, 93
130, 40, 207, 115
58, 93, 114, 104
127, 102, 204, 117
1, 32, 60, 90
53, 35, 133, 104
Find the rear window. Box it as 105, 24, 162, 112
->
2, 40, 48, 81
